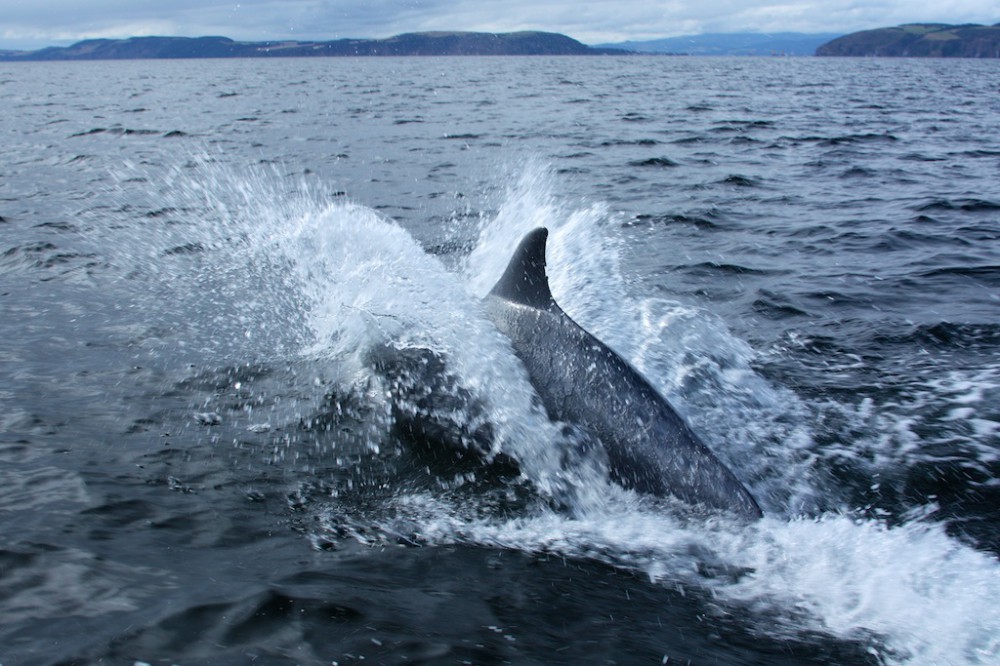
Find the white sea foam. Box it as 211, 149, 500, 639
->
375, 492, 1000, 666
112, 158, 1000, 666
263, 198, 592, 497
453, 162, 1000, 665
114, 158, 599, 499
465, 162, 822, 514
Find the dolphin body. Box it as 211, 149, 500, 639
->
483, 228, 762, 519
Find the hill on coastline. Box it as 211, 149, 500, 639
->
597, 32, 842, 56
817, 23, 1000, 57
0, 32, 627, 61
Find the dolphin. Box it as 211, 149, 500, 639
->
483, 227, 762, 519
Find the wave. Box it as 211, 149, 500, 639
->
710, 119, 776, 132
625, 211, 725, 230
628, 157, 680, 168
319, 493, 1000, 666
98, 156, 1000, 666
681, 262, 788, 277
598, 138, 660, 147
70, 126, 166, 138
794, 133, 900, 146
921, 265, 1000, 278
874, 322, 1000, 349
914, 198, 1000, 212
718, 174, 761, 187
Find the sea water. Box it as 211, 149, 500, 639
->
1, 56, 999, 664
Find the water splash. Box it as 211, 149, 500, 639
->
101, 157, 607, 500
356, 494, 999, 666
456, 161, 1000, 665
101, 156, 1000, 666
464, 162, 822, 515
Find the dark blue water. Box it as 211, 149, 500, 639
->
1, 56, 999, 665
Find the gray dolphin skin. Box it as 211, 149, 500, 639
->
484, 227, 763, 519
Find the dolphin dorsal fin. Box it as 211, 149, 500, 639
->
488, 227, 558, 311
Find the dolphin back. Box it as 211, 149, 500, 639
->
484, 227, 762, 519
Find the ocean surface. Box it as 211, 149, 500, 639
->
1, 55, 999, 665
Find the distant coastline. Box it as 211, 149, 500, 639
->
0, 32, 628, 61
4, 24, 999, 61
817, 23, 1000, 57
597, 32, 841, 56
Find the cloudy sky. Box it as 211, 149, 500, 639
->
2, 0, 997, 50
